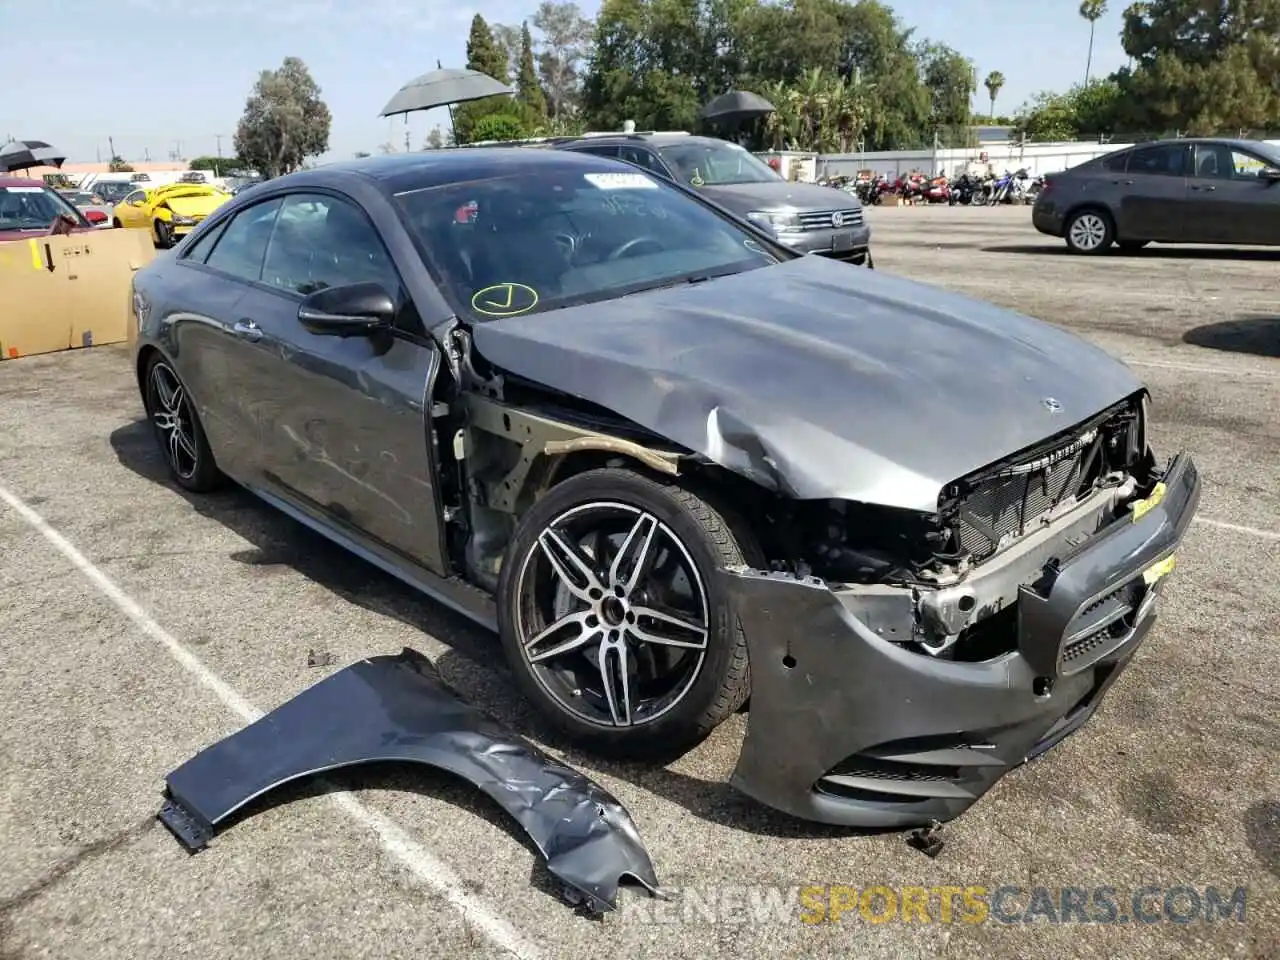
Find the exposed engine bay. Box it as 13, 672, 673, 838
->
435, 329, 1156, 670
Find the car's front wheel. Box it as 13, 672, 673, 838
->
142, 354, 223, 492
1064, 208, 1114, 254
497, 467, 757, 758
154, 220, 172, 249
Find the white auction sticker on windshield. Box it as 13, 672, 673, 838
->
584, 172, 658, 190
3, 186, 45, 193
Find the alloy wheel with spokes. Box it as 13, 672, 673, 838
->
142, 355, 222, 492
514, 501, 710, 730
1066, 210, 1113, 254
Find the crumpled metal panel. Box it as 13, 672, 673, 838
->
470, 254, 1142, 513
156, 647, 661, 913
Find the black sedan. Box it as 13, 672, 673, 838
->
1033, 137, 1280, 254
130, 149, 1198, 827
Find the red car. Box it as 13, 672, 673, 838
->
0, 176, 106, 242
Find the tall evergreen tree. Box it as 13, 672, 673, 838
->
516, 21, 548, 123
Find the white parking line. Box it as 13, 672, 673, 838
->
0, 480, 545, 960
1194, 516, 1280, 542
1124, 357, 1280, 379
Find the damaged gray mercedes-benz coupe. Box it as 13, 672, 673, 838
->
129, 149, 1200, 828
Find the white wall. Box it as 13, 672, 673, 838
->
817, 139, 1280, 179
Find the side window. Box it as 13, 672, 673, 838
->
124, 191, 145, 204
1229, 148, 1270, 179
619, 146, 670, 177
259, 193, 421, 332
1098, 151, 1129, 173
204, 197, 283, 282
180, 218, 229, 263
1127, 144, 1187, 176
576, 144, 619, 158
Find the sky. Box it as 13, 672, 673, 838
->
2, 0, 1134, 163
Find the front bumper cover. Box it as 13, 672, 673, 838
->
156, 648, 661, 913
724, 453, 1200, 828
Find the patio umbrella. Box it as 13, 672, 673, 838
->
698, 91, 776, 124
0, 139, 67, 173
379, 68, 513, 118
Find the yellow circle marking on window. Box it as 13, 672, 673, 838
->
471, 282, 539, 317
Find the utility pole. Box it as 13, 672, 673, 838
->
404, 128, 411, 152
215, 134, 224, 175
108, 136, 116, 160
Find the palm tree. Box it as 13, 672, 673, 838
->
1079, 0, 1108, 85
983, 71, 1005, 122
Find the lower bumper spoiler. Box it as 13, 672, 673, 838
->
722, 454, 1200, 828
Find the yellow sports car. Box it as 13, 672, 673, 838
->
111, 183, 231, 248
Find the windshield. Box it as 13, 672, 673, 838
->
1250, 141, 1280, 167
394, 167, 782, 321
657, 141, 782, 186
0, 185, 87, 231
95, 182, 133, 200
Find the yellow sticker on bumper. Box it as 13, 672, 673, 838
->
1131, 482, 1167, 522
1142, 554, 1176, 585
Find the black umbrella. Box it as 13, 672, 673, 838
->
699, 91, 776, 124
379, 68, 513, 117
0, 139, 67, 173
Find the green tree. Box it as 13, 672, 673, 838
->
516, 21, 548, 125
532, 1, 595, 120
1012, 78, 1121, 141
1115, 0, 1280, 134
189, 155, 244, 175
1079, 0, 1108, 84
471, 114, 530, 142
454, 14, 519, 143
918, 42, 976, 143
492, 23, 522, 79
233, 57, 331, 178
983, 70, 1004, 121
424, 126, 445, 149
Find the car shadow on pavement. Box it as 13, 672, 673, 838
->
984, 243, 1280, 260
1182, 316, 1280, 358
110, 419, 875, 848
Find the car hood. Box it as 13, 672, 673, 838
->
698, 180, 861, 215
470, 255, 1143, 513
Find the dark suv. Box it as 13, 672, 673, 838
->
551, 133, 872, 266
1033, 137, 1280, 254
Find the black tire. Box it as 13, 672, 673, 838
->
111, 218, 122, 229
497, 466, 760, 758
154, 220, 172, 249
141, 353, 223, 492
1117, 239, 1150, 252
1064, 208, 1115, 254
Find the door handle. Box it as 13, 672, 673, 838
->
1191, 185, 1216, 191
1112, 179, 1134, 185
232, 319, 263, 342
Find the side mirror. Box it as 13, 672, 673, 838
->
297, 281, 396, 337
84, 209, 108, 225
1260, 167, 1280, 182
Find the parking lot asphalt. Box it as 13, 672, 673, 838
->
1, 204, 1277, 960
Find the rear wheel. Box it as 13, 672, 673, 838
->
142, 354, 223, 492
154, 220, 172, 249
497, 467, 758, 758
1064, 209, 1114, 254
